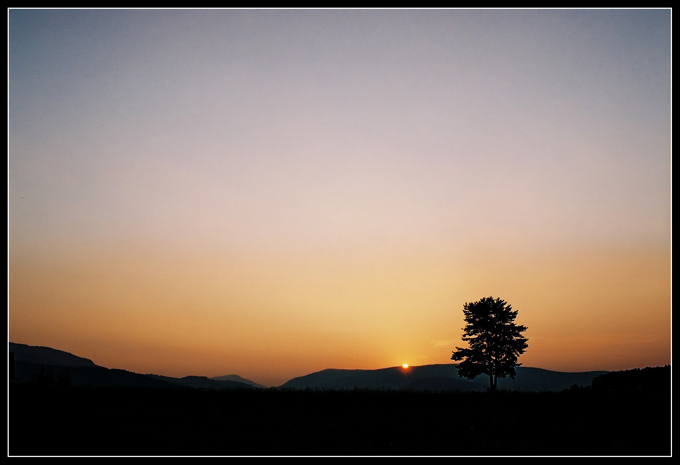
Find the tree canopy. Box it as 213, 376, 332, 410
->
451, 296, 528, 391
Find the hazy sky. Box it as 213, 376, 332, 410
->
8, 8, 671, 387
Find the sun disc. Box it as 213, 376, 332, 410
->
402, 364, 409, 369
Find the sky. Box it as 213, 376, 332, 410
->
8, 8, 671, 387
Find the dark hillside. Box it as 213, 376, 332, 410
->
10, 342, 98, 367
13, 361, 179, 389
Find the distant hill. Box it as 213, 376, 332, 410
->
211, 374, 266, 389
145, 374, 257, 390
278, 364, 609, 392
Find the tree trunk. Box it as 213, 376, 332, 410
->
489, 373, 495, 392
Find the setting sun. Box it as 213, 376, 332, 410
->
402, 364, 409, 369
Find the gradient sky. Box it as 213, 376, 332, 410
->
8, 8, 671, 387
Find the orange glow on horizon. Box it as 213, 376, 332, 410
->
8, 238, 670, 387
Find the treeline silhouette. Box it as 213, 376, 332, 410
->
590, 365, 670, 393
9, 366, 670, 456
27, 364, 72, 390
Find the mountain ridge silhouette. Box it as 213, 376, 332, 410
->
10, 341, 608, 391
10, 341, 98, 367
9, 342, 256, 390
278, 364, 609, 392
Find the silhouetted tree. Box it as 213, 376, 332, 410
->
31, 365, 54, 389
55, 369, 71, 389
451, 296, 528, 392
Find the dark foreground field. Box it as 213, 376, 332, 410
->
9, 384, 670, 456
